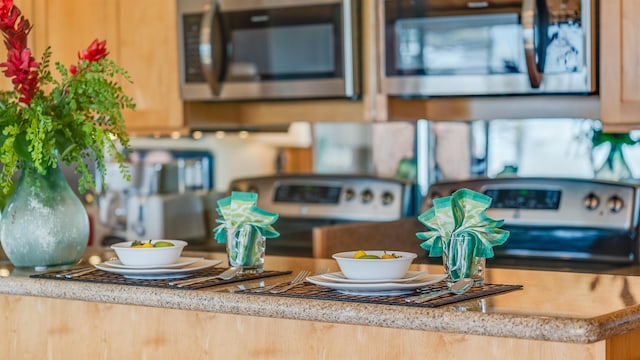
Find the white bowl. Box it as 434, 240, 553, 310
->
111, 240, 188, 267
332, 250, 418, 280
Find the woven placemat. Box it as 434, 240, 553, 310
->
30, 267, 292, 290
237, 281, 522, 308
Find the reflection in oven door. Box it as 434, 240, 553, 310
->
266, 218, 349, 257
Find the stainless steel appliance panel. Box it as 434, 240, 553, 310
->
178, 0, 360, 101
380, 0, 596, 97
423, 178, 640, 270
231, 175, 412, 222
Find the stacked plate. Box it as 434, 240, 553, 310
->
306, 271, 447, 296
94, 257, 221, 280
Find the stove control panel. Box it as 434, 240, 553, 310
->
424, 178, 639, 231
229, 175, 412, 221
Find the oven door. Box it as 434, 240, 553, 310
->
178, 0, 360, 101
380, 0, 595, 97
266, 218, 350, 258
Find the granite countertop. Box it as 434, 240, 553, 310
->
2, 248, 640, 344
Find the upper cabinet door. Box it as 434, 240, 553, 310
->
600, 0, 640, 129
116, 0, 184, 134
3, 0, 183, 134
43, 0, 117, 65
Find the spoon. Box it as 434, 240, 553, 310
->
405, 278, 474, 303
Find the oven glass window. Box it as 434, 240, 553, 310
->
390, 14, 523, 76
222, 4, 343, 81
385, 10, 586, 77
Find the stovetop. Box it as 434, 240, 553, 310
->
229, 174, 414, 221
423, 177, 640, 271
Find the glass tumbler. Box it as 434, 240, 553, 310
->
441, 233, 485, 287
226, 223, 265, 274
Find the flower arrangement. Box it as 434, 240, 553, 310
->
0, 1, 134, 196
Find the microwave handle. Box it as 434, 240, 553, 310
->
522, 0, 549, 88
199, 0, 224, 96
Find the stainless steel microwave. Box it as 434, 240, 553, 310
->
177, 0, 360, 101
379, 0, 596, 97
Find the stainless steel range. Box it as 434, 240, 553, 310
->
423, 178, 640, 272
229, 174, 414, 257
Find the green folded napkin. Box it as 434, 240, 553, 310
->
213, 191, 280, 243
416, 188, 509, 258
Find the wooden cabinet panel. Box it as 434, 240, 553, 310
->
600, 0, 640, 130
1, 0, 182, 134
42, 0, 116, 66
115, 0, 184, 134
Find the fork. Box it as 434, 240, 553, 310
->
269, 270, 310, 293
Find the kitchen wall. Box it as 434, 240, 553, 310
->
128, 136, 277, 193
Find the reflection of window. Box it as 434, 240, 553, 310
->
545, 22, 584, 73
487, 119, 597, 178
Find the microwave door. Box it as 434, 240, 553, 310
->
215, 0, 358, 101
381, 0, 594, 97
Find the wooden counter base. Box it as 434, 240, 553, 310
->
2, 294, 638, 360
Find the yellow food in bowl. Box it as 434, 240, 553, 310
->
352, 250, 401, 260
130, 240, 175, 248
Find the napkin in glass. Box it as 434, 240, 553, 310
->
416, 188, 509, 260
213, 191, 280, 243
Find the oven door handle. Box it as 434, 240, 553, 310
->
199, 0, 224, 96
521, 0, 549, 88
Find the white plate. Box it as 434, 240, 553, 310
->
306, 273, 447, 296
103, 257, 204, 270
318, 271, 428, 284
94, 259, 222, 280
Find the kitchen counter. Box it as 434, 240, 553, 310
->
2, 249, 640, 359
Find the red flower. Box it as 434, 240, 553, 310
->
0, 0, 30, 51
69, 64, 77, 75
0, 0, 37, 105
78, 39, 108, 62
0, 47, 38, 104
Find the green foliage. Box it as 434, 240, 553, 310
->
592, 129, 638, 147
0, 47, 135, 194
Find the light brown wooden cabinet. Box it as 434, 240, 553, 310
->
600, 0, 640, 130
0, 0, 183, 135
114, 0, 184, 134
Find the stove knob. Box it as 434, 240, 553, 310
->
344, 188, 356, 201
381, 191, 394, 206
361, 189, 374, 204
582, 193, 600, 210
606, 196, 624, 213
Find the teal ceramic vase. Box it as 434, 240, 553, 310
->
0, 162, 89, 268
